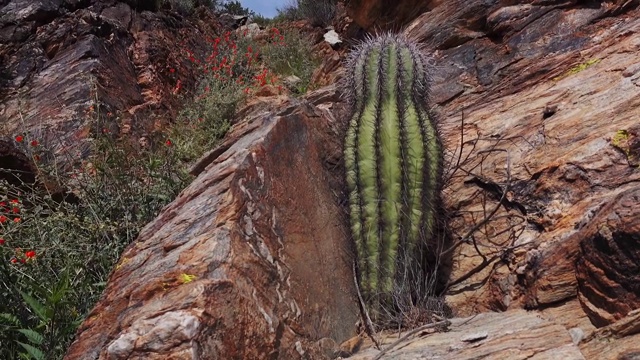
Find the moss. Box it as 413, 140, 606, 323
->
610, 129, 640, 167
611, 130, 630, 154
553, 59, 601, 81
178, 273, 197, 284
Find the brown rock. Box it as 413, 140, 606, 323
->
581, 309, 640, 359
401, 0, 640, 320
64, 89, 358, 359
350, 310, 586, 359
0, 0, 222, 159
253, 84, 281, 97
576, 188, 640, 327
346, 0, 437, 31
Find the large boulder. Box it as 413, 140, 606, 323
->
65, 90, 360, 359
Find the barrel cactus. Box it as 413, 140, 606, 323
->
341, 33, 444, 322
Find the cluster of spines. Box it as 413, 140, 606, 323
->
342, 33, 443, 317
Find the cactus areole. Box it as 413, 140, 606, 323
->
342, 34, 443, 318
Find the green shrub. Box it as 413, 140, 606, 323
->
251, 14, 272, 27
261, 27, 319, 94
219, 0, 254, 16
276, 0, 337, 27
0, 122, 190, 358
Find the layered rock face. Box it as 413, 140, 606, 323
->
4, 0, 640, 359
575, 188, 640, 327
389, 0, 640, 320
1, 0, 221, 160
65, 91, 359, 359
342, 0, 640, 357
345, 0, 436, 31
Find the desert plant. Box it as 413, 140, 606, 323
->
275, 0, 337, 27
297, 0, 337, 27
341, 33, 444, 324
251, 14, 272, 27
219, 0, 254, 16
260, 27, 319, 94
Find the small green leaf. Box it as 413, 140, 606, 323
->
17, 329, 44, 345
18, 290, 50, 323
17, 341, 45, 360
0, 313, 21, 326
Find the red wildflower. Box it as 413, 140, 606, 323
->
165, 139, 172, 147
169, 68, 175, 73
13, 217, 20, 223
0, 202, 6, 207
12, 207, 19, 214
15, 135, 23, 143
0, 215, 7, 223
10, 258, 17, 264
0, 239, 5, 245
30, 140, 38, 147
25, 250, 36, 258
10, 199, 18, 204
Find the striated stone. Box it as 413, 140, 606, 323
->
581, 309, 640, 359
575, 188, 640, 327
65, 90, 358, 359
351, 310, 586, 359
0, 0, 223, 160
400, 0, 640, 319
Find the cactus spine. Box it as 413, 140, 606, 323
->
342, 34, 443, 319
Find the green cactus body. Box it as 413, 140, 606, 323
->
343, 34, 442, 316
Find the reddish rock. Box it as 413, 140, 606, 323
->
346, 0, 437, 31
0, 0, 222, 158
399, 0, 640, 320
576, 188, 640, 327
64, 87, 359, 359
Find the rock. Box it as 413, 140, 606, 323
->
284, 75, 302, 89
396, 0, 640, 324
0, 138, 37, 187
237, 22, 261, 39
64, 88, 359, 359
575, 188, 640, 327
569, 327, 585, 345
460, 331, 488, 342
323, 29, 342, 48
350, 310, 586, 359
218, 13, 248, 29
346, 0, 434, 31
253, 84, 281, 97
0, 0, 222, 163
581, 309, 640, 359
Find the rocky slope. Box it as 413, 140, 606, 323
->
2, 0, 639, 359
1, 0, 221, 173
344, 0, 640, 358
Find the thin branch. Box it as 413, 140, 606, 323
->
354, 260, 381, 350
371, 319, 451, 360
